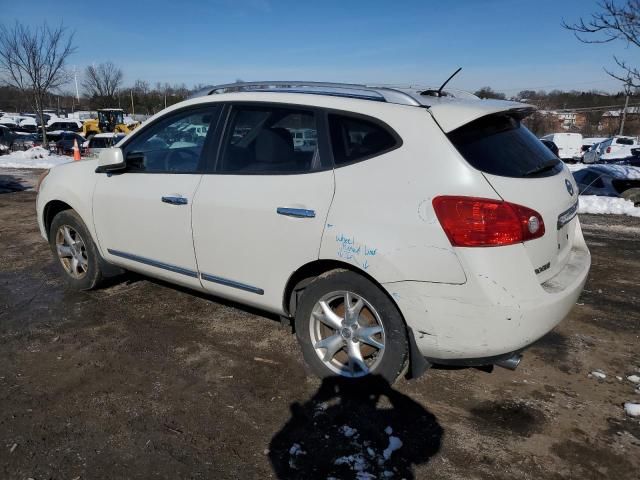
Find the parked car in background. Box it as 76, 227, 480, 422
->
36, 81, 590, 382
86, 133, 126, 157
47, 120, 83, 133
572, 164, 640, 205
11, 133, 40, 151
597, 136, 638, 163
0, 117, 18, 130
540, 133, 582, 161
0, 124, 15, 151
54, 132, 86, 156
580, 137, 607, 160
18, 117, 38, 133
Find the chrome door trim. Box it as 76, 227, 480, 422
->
276, 207, 316, 218
107, 249, 198, 278
200, 272, 264, 295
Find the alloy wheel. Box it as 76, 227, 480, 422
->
309, 290, 386, 377
55, 225, 88, 279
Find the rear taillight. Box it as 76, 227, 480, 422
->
606, 147, 611, 153
432, 196, 545, 247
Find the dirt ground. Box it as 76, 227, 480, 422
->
1, 168, 639, 479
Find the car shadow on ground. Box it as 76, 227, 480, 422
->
0, 174, 30, 193
269, 375, 443, 479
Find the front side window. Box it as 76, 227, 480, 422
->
328, 114, 398, 166
218, 105, 322, 174
123, 106, 219, 173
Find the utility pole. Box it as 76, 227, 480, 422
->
130, 90, 135, 116
74, 66, 80, 102
619, 85, 630, 136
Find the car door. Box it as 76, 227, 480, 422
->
93, 104, 222, 289
191, 103, 335, 312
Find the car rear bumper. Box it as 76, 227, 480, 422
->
383, 227, 590, 360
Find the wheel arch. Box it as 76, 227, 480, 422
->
283, 259, 402, 320
43, 199, 74, 240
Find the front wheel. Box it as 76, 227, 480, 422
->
49, 210, 105, 290
295, 270, 408, 382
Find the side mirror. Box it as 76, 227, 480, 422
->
95, 148, 125, 173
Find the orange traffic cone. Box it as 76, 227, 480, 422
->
73, 138, 81, 161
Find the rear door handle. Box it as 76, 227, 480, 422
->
277, 207, 315, 218
162, 196, 188, 205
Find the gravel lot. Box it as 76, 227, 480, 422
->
1, 168, 639, 479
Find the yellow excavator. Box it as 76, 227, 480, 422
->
82, 108, 139, 137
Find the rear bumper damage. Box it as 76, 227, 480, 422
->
388, 234, 591, 377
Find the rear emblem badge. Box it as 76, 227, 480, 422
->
565, 179, 574, 196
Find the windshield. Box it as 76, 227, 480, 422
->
448, 113, 563, 178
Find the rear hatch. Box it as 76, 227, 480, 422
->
444, 111, 579, 283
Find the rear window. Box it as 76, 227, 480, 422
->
615, 137, 634, 145
448, 113, 563, 178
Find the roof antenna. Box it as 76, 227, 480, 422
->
420, 67, 462, 97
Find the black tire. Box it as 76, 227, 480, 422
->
295, 270, 408, 383
49, 209, 104, 290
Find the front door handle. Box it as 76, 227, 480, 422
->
162, 196, 188, 205
277, 207, 315, 218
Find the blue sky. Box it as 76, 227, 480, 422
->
1, 0, 632, 94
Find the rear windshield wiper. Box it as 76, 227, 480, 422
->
523, 159, 559, 177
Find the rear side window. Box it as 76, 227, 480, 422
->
448, 113, 562, 178
616, 137, 634, 145
328, 114, 398, 166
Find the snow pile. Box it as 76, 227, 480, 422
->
628, 375, 640, 384
288, 443, 306, 469
590, 370, 606, 379
289, 424, 404, 477
578, 196, 640, 217
0, 147, 72, 169
624, 402, 640, 417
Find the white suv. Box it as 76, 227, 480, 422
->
36, 82, 590, 382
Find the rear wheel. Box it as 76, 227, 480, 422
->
49, 210, 105, 290
622, 188, 640, 207
295, 270, 408, 382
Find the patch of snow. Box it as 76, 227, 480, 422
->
339, 425, 358, 438
578, 195, 640, 217
289, 443, 306, 456
628, 375, 640, 384
334, 453, 368, 472
624, 402, 640, 417
288, 442, 306, 470
590, 370, 606, 379
382, 436, 403, 461
0, 147, 72, 169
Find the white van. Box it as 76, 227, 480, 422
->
541, 133, 583, 161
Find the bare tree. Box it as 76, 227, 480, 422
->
83, 61, 123, 100
563, 1, 640, 87
0, 22, 76, 145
